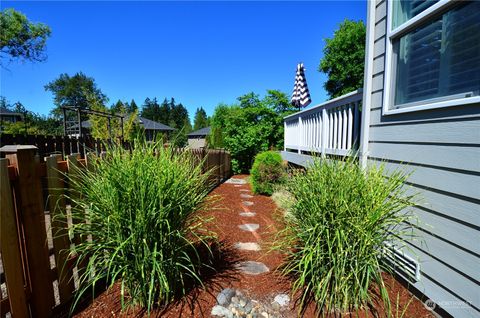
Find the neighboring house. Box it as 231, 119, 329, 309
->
282, 1, 479, 318
187, 126, 210, 148
70, 116, 174, 140
0, 107, 24, 133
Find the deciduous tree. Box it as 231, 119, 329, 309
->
319, 19, 366, 98
0, 8, 51, 64
44, 72, 108, 118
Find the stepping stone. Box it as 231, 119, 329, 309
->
239, 189, 250, 192
234, 242, 261, 251
240, 193, 253, 199
235, 261, 269, 275
225, 178, 247, 185
217, 288, 235, 305
238, 223, 259, 232
273, 294, 290, 307
211, 305, 232, 317
242, 201, 254, 206
239, 212, 256, 217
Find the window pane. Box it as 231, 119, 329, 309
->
393, 1, 480, 108
393, 0, 438, 29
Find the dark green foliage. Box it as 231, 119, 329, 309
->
319, 19, 366, 98
250, 151, 285, 195
126, 99, 138, 113
208, 90, 294, 173
0, 8, 51, 64
62, 140, 214, 313
44, 72, 108, 118
276, 158, 415, 314
141, 97, 192, 146
0, 97, 61, 135
193, 107, 208, 131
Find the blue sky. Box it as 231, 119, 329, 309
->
1, 1, 366, 118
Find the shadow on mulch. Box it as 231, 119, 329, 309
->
150, 239, 245, 317
71, 239, 245, 318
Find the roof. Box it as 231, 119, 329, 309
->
0, 107, 23, 116
71, 116, 174, 131
138, 117, 174, 131
188, 126, 211, 137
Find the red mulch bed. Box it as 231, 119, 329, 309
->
74, 175, 434, 318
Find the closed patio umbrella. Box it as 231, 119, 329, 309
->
291, 62, 312, 110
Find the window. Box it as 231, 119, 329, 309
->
392, 0, 438, 28
385, 0, 480, 113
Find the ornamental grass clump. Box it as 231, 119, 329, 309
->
277, 158, 415, 315
62, 139, 214, 313
250, 151, 285, 195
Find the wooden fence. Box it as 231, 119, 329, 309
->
0, 134, 107, 159
0, 145, 231, 318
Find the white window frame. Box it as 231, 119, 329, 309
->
383, 0, 480, 115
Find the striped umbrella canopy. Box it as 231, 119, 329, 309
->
290, 62, 312, 110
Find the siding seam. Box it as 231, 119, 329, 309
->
369, 140, 480, 148
402, 181, 480, 205
368, 156, 480, 176
369, 116, 480, 127
399, 231, 480, 284
421, 272, 480, 313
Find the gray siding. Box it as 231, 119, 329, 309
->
367, 1, 480, 317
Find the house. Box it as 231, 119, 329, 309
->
187, 126, 210, 148
0, 107, 24, 133
282, 1, 479, 317
71, 116, 174, 140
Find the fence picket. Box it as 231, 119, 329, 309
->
46, 155, 76, 303
67, 154, 89, 278
0, 159, 29, 318
5, 146, 55, 317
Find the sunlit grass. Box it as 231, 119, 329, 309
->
275, 157, 415, 316
59, 139, 215, 314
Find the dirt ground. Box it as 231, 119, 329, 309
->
74, 175, 435, 318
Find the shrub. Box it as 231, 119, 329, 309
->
277, 158, 415, 314
62, 139, 214, 313
250, 151, 285, 195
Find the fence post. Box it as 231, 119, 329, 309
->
46, 154, 75, 303
3, 145, 55, 317
0, 158, 29, 318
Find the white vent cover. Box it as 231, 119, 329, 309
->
383, 242, 421, 282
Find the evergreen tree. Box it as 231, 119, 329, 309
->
127, 99, 138, 113
170, 102, 189, 129
141, 97, 161, 121
193, 107, 209, 130
111, 100, 125, 114
158, 98, 170, 124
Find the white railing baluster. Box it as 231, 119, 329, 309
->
334, 110, 338, 149
338, 108, 343, 150
347, 104, 353, 150
343, 109, 346, 149
353, 101, 360, 148
282, 89, 362, 158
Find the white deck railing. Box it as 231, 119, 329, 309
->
284, 89, 363, 156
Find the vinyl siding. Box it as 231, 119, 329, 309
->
367, 1, 480, 317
